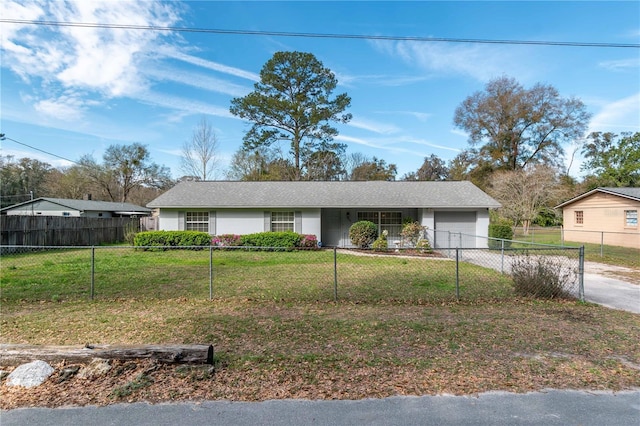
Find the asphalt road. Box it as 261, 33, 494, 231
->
2, 390, 640, 426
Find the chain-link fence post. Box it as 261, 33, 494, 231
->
333, 247, 338, 302
500, 239, 505, 274
90, 246, 95, 300
209, 245, 213, 301
579, 246, 585, 302
455, 248, 460, 301
600, 232, 604, 257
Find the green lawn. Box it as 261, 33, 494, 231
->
0, 248, 513, 303
1, 247, 639, 406
512, 227, 640, 269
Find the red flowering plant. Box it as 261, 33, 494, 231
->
211, 234, 242, 247
297, 234, 319, 249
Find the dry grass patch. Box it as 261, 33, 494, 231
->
1, 298, 639, 408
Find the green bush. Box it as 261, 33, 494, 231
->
349, 221, 378, 248
401, 221, 427, 247
415, 238, 432, 253
511, 255, 575, 299
488, 223, 514, 249
133, 231, 211, 249
239, 231, 302, 250
372, 230, 388, 252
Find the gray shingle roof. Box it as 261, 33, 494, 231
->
555, 187, 640, 208
147, 181, 501, 209
1, 198, 151, 213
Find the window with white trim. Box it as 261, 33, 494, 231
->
357, 211, 402, 239
625, 210, 638, 228
271, 211, 295, 232
186, 211, 209, 232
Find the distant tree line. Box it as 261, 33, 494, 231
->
3, 51, 637, 229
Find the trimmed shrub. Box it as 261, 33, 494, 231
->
415, 237, 432, 253
349, 221, 378, 248
511, 255, 575, 299
401, 221, 427, 247
372, 230, 389, 252
239, 231, 302, 250
133, 231, 211, 249
488, 223, 513, 249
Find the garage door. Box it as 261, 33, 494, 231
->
434, 211, 477, 248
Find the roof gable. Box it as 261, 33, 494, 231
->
147, 181, 501, 209
1, 198, 151, 213
556, 187, 640, 209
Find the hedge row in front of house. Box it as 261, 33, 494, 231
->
134, 230, 318, 250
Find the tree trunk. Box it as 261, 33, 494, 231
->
0, 344, 214, 366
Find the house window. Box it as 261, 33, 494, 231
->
186, 212, 209, 232
575, 211, 584, 225
271, 211, 295, 232
625, 210, 638, 228
62, 212, 71, 217
357, 211, 402, 239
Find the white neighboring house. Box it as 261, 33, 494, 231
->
1, 198, 151, 218
147, 181, 500, 248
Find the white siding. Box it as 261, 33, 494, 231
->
475, 209, 490, 248
158, 210, 181, 231
217, 210, 267, 234
157, 208, 322, 237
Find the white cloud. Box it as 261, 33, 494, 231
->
450, 128, 468, 138
371, 39, 533, 82
348, 119, 400, 134
161, 48, 260, 81
378, 110, 432, 122
136, 91, 235, 119
335, 134, 450, 158
598, 58, 640, 72
1, 0, 183, 108
589, 92, 640, 132
143, 67, 251, 97
404, 137, 461, 153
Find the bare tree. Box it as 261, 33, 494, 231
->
181, 117, 220, 180
490, 165, 561, 235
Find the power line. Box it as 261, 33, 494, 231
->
2, 19, 638, 49
1, 134, 81, 166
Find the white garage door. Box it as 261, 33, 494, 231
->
434, 211, 477, 248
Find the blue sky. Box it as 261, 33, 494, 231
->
1, 1, 639, 180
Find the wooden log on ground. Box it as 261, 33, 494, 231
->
0, 344, 214, 366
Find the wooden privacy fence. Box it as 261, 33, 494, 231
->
0, 216, 140, 247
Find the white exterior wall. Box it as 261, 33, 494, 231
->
157, 208, 322, 237
158, 210, 181, 231
420, 208, 435, 246
6, 209, 81, 217
475, 209, 490, 248
299, 209, 321, 237
217, 210, 265, 234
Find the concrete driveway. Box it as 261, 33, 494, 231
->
583, 262, 640, 314
454, 250, 639, 314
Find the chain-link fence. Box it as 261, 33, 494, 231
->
512, 226, 640, 259
0, 243, 583, 303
